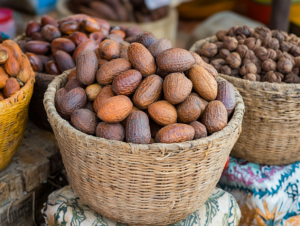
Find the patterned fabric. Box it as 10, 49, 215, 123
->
218, 157, 300, 226
42, 185, 241, 226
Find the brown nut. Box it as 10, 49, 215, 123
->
24, 41, 50, 55
65, 77, 85, 92
254, 47, 268, 61
0, 67, 9, 89
219, 49, 230, 59
41, 15, 58, 27
223, 37, 238, 51
284, 72, 300, 83
61, 87, 87, 115
126, 111, 151, 144
236, 45, 248, 59
219, 65, 231, 75
200, 43, 218, 58
71, 109, 97, 135
69, 32, 88, 46
277, 58, 293, 74
136, 31, 156, 48
177, 95, 202, 124
41, 24, 61, 41
96, 122, 125, 141
45, 60, 60, 75
216, 30, 228, 41
55, 50, 75, 73
81, 18, 101, 33
59, 21, 80, 34
236, 25, 250, 37
98, 39, 120, 61
215, 42, 224, 51
89, 32, 106, 45
86, 84, 102, 101
244, 37, 261, 50
55, 88, 69, 120
93, 85, 114, 113
112, 69, 142, 96
73, 39, 97, 62
280, 41, 293, 52
261, 59, 276, 72
267, 49, 278, 61
262, 71, 283, 83
226, 52, 241, 68
243, 73, 257, 81
3, 78, 20, 98
26, 52, 44, 72
148, 100, 177, 126
272, 30, 286, 42
210, 59, 226, 72
76, 50, 98, 85
51, 38, 76, 55
290, 45, 300, 57
266, 38, 280, 50
189, 121, 207, 140
240, 63, 257, 75
148, 38, 172, 58
26, 21, 42, 38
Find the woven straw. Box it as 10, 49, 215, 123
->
15, 34, 56, 131
44, 70, 244, 226
190, 36, 300, 165
0, 76, 35, 171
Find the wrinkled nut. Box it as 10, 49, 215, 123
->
240, 63, 257, 75
200, 43, 218, 58
219, 65, 231, 75
284, 73, 300, 83
254, 47, 268, 61
236, 45, 248, 58
244, 49, 256, 60
244, 37, 261, 50
236, 25, 250, 37
277, 58, 293, 74
216, 30, 228, 41
290, 45, 300, 57
231, 68, 240, 78
280, 41, 293, 52
272, 30, 285, 42
267, 49, 278, 61
0, 50, 8, 64
223, 37, 238, 51
261, 59, 276, 72
253, 27, 272, 40
228, 26, 238, 37
262, 71, 283, 83
266, 38, 280, 50
211, 58, 225, 71
226, 52, 241, 68
219, 49, 230, 59
278, 52, 295, 63
243, 73, 256, 81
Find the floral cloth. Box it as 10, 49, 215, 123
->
218, 157, 300, 226
42, 185, 241, 226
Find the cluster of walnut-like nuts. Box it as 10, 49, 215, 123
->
198, 26, 300, 83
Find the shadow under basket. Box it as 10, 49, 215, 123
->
190, 35, 300, 165
0, 76, 35, 171
43, 70, 244, 226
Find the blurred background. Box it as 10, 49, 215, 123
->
0, 0, 297, 49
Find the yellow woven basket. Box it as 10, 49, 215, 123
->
0, 76, 35, 171
190, 36, 300, 165
44, 70, 244, 226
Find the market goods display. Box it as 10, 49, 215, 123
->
44, 33, 244, 224
0, 40, 35, 171
190, 28, 300, 165
196, 26, 300, 83
19, 14, 142, 75
53, 32, 238, 144
16, 14, 143, 130
68, 0, 169, 23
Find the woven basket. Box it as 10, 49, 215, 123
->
44, 70, 244, 226
190, 36, 300, 165
0, 76, 35, 171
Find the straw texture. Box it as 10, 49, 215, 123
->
190, 36, 300, 165
44, 70, 244, 226
0, 76, 35, 171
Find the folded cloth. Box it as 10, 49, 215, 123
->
42, 185, 241, 226
218, 157, 300, 226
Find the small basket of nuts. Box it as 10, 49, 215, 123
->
190, 26, 300, 165
0, 40, 35, 171
16, 14, 144, 131
44, 32, 244, 225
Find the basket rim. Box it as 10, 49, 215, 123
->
0, 75, 35, 110
44, 70, 245, 153
189, 35, 300, 91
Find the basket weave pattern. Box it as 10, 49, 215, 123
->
0, 76, 35, 171
190, 36, 300, 165
44, 71, 244, 225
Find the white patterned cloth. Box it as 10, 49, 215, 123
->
42, 185, 241, 226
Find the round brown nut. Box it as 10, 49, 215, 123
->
112, 69, 142, 96
262, 71, 283, 83
133, 74, 163, 109
69, 32, 89, 46
148, 38, 172, 58
148, 100, 177, 126
61, 87, 87, 115
85, 84, 102, 101
65, 77, 85, 92
223, 37, 238, 51
261, 59, 276, 72
26, 21, 42, 38
41, 15, 58, 27
243, 73, 257, 81
96, 122, 125, 141
226, 52, 241, 69
201, 100, 227, 134
127, 42, 156, 76
126, 111, 151, 144
240, 63, 257, 75
177, 95, 202, 124
155, 123, 195, 144
163, 73, 193, 105
45, 61, 60, 75
71, 109, 98, 135
277, 58, 293, 74
189, 121, 207, 140
97, 95, 133, 123
200, 43, 218, 58
41, 24, 61, 41
216, 81, 236, 116
99, 39, 120, 61
156, 48, 195, 73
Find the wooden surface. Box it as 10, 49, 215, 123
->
0, 119, 64, 225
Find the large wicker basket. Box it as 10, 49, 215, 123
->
0, 76, 35, 171
44, 70, 244, 225
190, 36, 300, 165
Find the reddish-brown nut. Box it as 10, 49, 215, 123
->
200, 43, 218, 58
41, 24, 61, 41
126, 26, 143, 37
93, 85, 114, 113
81, 18, 101, 33
96, 122, 125, 141
24, 41, 50, 55
26, 52, 44, 72
71, 109, 97, 135
59, 21, 80, 34
45, 61, 60, 75
26, 21, 42, 38
98, 39, 120, 61
55, 88, 69, 120
61, 87, 87, 115
136, 31, 156, 48
244, 37, 261, 50
261, 59, 276, 72
176, 95, 202, 124
277, 58, 293, 74
216, 30, 228, 41
189, 121, 207, 140
148, 100, 177, 126
148, 38, 172, 58
65, 77, 85, 92
126, 111, 151, 144
76, 50, 98, 85
69, 32, 89, 46
112, 69, 142, 96
41, 15, 58, 27
51, 38, 76, 55
216, 81, 236, 115
2, 78, 20, 98
55, 50, 75, 73
262, 71, 283, 83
